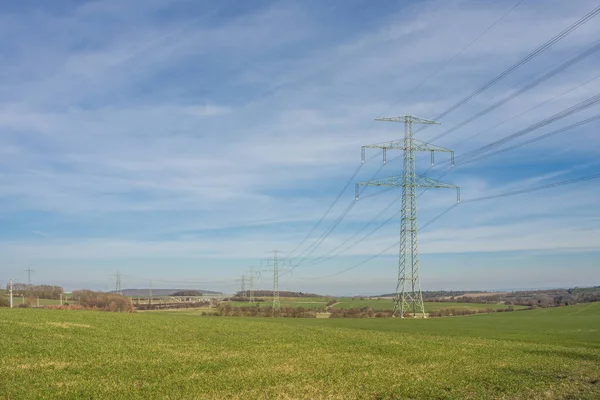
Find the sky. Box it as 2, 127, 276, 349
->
0, 0, 599, 295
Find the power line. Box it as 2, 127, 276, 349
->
291, 199, 357, 267
284, 161, 367, 260
283, 5, 600, 269
295, 102, 600, 276
303, 183, 438, 268
416, 5, 600, 132
285, 180, 450, 275
461, 113, 600, 165
378, 0, 524, 117
457, 92, 600, 163
289, 155, 388, 267
315, 100, 600, 266
429, 38, 600, 142
305, 192, 403, 266
300, 204, 459, 281
302, 171, 600, 281
371, 71, 600, 179
461, 172, 600, 203
447, 72, 600, 149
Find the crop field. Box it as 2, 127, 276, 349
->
224, 297, 521, 312
1, 303, 599, 399
332, 298, 524, 311
1, 297, 63, 306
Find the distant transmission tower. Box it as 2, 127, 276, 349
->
249, 266, 256, 304
356, 115, 459, 318
270, 250, 281, 312
24, 267, 35, 285
240, 274, 247, 298
114, 270, 123, 296
262, 251, 291, 314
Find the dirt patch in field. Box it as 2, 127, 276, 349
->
46, 322, 91, 329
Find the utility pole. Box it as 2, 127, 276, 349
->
24, 267, 35, 285
356, 115, 459, 318
148, 280, 152, 306
9, 278, 13, 308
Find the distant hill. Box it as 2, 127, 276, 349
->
115, 289, 223, 297
377, 290, 485, 298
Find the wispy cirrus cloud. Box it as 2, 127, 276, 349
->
0, 0, 599, 292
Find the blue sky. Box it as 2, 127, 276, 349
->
0, 0, 599, 295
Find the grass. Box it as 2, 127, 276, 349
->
1, 297, 63, 306
0, 303, 599, 399
333, 298, 526, 311
223, 297, 521, 312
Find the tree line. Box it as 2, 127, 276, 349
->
4, 283, 64, 299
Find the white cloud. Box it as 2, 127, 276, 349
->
0, 0, 599, 291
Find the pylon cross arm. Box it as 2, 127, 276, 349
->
361, 139, 454, 164
375, 115, 440, 125
363, 139, 451, 152
355, 174, 460, 201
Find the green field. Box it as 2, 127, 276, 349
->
1, 304, 599, 399
224, 297, 520, 313
332, 298, 523, 311
1, 297, 63, 306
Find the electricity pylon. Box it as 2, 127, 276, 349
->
248, 266, 256, 304
356, 115, 459, 318
240, 274, 247, 298
114, 270, 123, 296
262, 251, 291, 314
24, 267, 35, 285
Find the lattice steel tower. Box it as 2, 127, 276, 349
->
115, 270, 123, 296
248, 266, 256, 304
240, 274, 247, 298
270, 250, 281, 312
262, 250, 290, 314
24, 267, 35, 285
356, 115, 459, 318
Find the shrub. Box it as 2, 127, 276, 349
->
71, 290, 133, 312
216, 305, 316, 318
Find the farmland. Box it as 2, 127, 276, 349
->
223, 296, 523, 312
331, 298, 525, 311
1, 303, 599, 399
